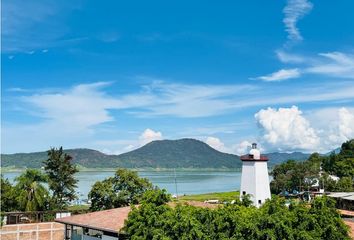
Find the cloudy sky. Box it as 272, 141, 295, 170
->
2, 0, 354, 154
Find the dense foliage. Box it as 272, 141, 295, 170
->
1, 170, 50, 212
43, 147, 79, 208
1, 147, 80, 212
15, 169, 50, 211
1, 139, 309, 169
88, 169, 153, 211
124, 196, 350, 240
1, 176, 19, 212
271, 139, 354, 194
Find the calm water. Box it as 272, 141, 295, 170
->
3, 170, 242, 200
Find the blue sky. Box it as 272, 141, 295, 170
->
2, 0, 354, 154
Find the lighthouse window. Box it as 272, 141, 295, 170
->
242, 191, 246, 195
258, 200, 262, 204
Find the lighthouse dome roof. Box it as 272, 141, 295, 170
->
249, 143, 260, 160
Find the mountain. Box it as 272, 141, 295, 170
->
1, 138, 310, 169
264, 152, 311, 165
117, 139, 239, 168
1, 139, 239, 169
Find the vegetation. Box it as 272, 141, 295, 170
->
1, 139, 309, 169
124, 194, 350, 240
14, 169, 50, 212
271, 139, 354, 194
1, 176, 19, 212
0, 170, 50, 212
1, 147, 79, 212
179, 191, 239, 202
88, 169, 153, 211
43, 147, 79, 209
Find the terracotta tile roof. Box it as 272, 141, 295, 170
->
339, 209, 354, 217
55, 201, 219, 233
343, 220, 354, 239
55, 206, 131, 233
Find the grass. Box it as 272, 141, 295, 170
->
67, 204, 90, 212
178, 191, 239, 202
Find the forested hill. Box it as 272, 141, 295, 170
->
117, 139, 238, 168
1, 138, 309, 169
264, 152, 311, 165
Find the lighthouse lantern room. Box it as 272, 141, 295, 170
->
240, 143, 271, 207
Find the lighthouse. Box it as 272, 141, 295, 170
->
240, 143, 271, 207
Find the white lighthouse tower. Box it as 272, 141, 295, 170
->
240, 143, 271, 207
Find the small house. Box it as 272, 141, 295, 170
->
55, 207, 130, 240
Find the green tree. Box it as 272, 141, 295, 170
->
329, 139, 354, 178
140, 188, 171, 206
43, 147, 78, 209
271, 159, 320, 194
88, 168, 153, 211
124, 196, 350, 240
340, 139, 354, 158
335, 177, 354, 192
88, 178, 116, 211
15, 169, 49, 211
1, 176, 19, 212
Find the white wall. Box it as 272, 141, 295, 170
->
240, 161, 271, 207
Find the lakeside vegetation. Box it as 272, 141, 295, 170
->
1, 166, 243, 173
1, 147, 78, 212
123, 189, 350, 240
178, 191, 239, 202
271, 139, 354, 194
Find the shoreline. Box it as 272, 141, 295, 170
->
1, 167, 242, 173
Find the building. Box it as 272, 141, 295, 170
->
327, 192, 354, 211
55, 207, 130, 240
240, 143, 271, 207
54, 201, 217, 240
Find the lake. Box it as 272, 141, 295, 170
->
3, 170, 243, 200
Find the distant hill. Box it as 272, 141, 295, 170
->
117, 139, 239, 168
1, 138, 310, 169
264, 152, 311, 165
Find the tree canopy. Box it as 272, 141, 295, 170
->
1, 175, 19, 212
88, 168, 153, 211
43, 147, 79, 208
14, 169, 50, 212
124, 196, 350, 240
271, 139, 354, 194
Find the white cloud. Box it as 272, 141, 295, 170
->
234, 140, 252, 155
283, 0, 313, 42
263, 50, 354, 82
256, 68, 301, 82
4, 80, 354, 153
23, 82, 120, 129
255, 106, 354, 153
255, 106, 320, 152
136, 81, 255, 117
139, 128, 163, 146
14, 80, 354, 121
306, 52, 354, 78
307, 107, 354, 151
276, 50, 305, 63
205, 137, 228, 152
337, 108, 354, 140
92, 128, 163, 155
